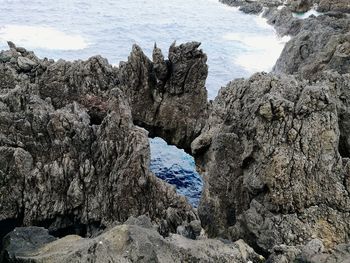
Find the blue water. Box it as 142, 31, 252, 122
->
150, 138, 203, 207
0, 0, 286, 207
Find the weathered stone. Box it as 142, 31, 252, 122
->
1, 219, 264, 263
17, 56, 38, 71
0, 44, 196, 245
118, 42, 209, 152
317, 0, 350, 13
192, 72, 350, 254
274, 15, 350, 80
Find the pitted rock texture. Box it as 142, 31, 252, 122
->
0, 43, 196, 244
267, 238, 350, 263
1, 217, 264, 263
192, 72, 350, 254
274, 14, 350, 80
118, 42, 209, 153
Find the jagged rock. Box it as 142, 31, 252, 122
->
0, 44, 196, 245
274, 14, 350, 79
263, 7, 303, 36
118, 42, 209, 152
1, 218, 264, 263
192, 72, 350, 254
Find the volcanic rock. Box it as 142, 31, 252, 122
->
1, 217, 264, 263
118, 42, 209, 152
192, 72, 350, 254
0, 43, 196, 246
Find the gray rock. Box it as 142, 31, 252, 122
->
17, 56, 38, 71
192, 72, 350, 254
1, 227, 57, 261
118, 42, 209, 152
1, 220, 265, 263
239, 2, 263, 14
317, 0, 350, 13
274, 14, 350, 79
286, 0, 313, 13
0, 45, 196, 244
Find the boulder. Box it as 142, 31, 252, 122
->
1, 218, 264, 263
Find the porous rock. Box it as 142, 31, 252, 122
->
0, 43, 196, 245
118, 42, 209, 152
192, 72, 350, 254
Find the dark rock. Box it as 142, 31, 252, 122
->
7, 41, 16, 50
0, 45, 196, 244
263, 7, 303, 36
119, 42, 209, 152
1, 227, 57, 261
220, 0, 283, 8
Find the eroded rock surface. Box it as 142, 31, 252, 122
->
192, 72, 350, 254
274, 14, 350, 80
0, 42, 196, 246
1, 216, 264, 263
119, 42, 209, 152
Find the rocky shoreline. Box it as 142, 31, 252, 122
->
1, 0, 350, 262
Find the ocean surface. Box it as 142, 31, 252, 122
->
0, 0, 288, 207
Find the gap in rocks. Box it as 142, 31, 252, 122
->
149, 137, 203, 208
339, 135, 350, 158
339, 114, 350, 158
88, 110, 105, 125
35, 217, 106, 239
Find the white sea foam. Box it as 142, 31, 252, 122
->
0, 25, 88, 50
254, 8, 271, 29
292, 9, 322, 19
223, 9, 291, 74
223, 32, 291, 73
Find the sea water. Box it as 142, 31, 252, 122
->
0, 0, 287, 207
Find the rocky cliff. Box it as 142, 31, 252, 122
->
193, 71, 350, 255
191, 0, 350, 262
1, 0, 350, 261
0, 42, 199, 246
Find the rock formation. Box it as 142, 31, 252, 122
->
192, 72, 350, 255
0, 42, 197, 248
1, 216, 264, 263
1, 0, 350, 260
193, 0, 350, 261
274, 14, 350, 80
317, 0, 350, 13
118, 42, 209, 152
